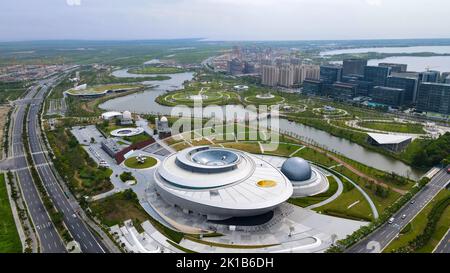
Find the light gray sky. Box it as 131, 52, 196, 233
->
1, 0, 449, 42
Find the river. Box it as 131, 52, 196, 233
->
100, 69, 423, 179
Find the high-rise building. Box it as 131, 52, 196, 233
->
227, 58, 244, 75
387, 76, 418, 104
244, 61, 256, 74
330, 82, 358, 101
304, 65, 320, 81
320, 65, 342, 84
441, 72, 450, 84
302, 79, 322, 96
379, 63, 407, 73
420, 71, 440, 83
261, 65, 279, 87
371, 86, 405, 107
364, 66, 390, 86
293, 64, 320, 84
343, 59, 367, 76
416, 82, 450, 115
278, 65, 295, 87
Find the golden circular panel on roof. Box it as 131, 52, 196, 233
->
257, 180, 277, 188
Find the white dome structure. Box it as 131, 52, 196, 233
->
281, 158, 312, 182
154, 146, 293, 220
122, 111, 132, 120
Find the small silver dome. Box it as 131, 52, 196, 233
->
281, 157, 312, 181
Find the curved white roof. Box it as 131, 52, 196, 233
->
154, 147, 293, 212
101, 111, 122, 119
367, 133, 412, 145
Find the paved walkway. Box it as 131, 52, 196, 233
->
306, 174, 344, 210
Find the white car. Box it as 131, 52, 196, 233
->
388, 217, 395, 224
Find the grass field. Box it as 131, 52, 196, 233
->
314, 178, 373, 222
90, 190, 151, 229
0, 81, 29, 104
124, 156, 158, 169
288, 176, 339, 208
358, 121, 425, 134
0, 173, 22, 253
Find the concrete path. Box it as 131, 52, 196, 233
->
306, 174, 344, 210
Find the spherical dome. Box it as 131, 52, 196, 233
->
122, 111, 132, 119
281, 158, 312, 181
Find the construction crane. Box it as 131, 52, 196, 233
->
425, 65, 439, 72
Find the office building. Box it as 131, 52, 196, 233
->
416, 82, 450, 115
343, 59, 367, 76
420, 71, 440, 83
379, 63, 407, 73
364, 66, 390, 86
330, 82, 357, 101
320, 65, 342, 84
371, 86, 405, 107
387, 76, 418, 104
302, 79, 322, 96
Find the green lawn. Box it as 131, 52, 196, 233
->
0, 173, 22, 253
358, 121, 425, 134
90, 190, 151, 228
124, 156, 158, 169
314, 178, 373, 222
288, 176, 338, 207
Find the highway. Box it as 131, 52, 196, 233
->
25, 81, 107, 253
8, 85, 66, 253
348, 168, 450, 253
434, 228, 450, 253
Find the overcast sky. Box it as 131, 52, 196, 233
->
1, 0, 449, 42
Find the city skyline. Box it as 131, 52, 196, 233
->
1, 0, 450, 42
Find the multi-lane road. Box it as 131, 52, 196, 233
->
2, 77, 107, 253
8, 84, 66, 253
27, 82, 106, 253
348, 168, 450, 253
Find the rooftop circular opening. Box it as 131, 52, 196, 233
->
192, 149, 239, 166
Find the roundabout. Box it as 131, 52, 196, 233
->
313, 106, 348, 118
158, 89, 239, 106
244, 93, 285, 105
124, 155, 158, 169
110, 127, 144, 137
